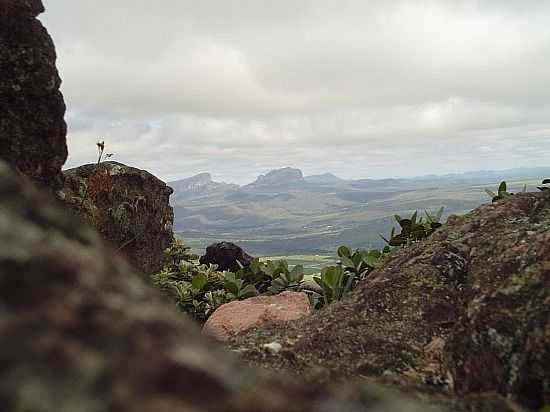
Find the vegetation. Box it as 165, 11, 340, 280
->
156, 176, 549, 321
485, 181, 527, 202
79, 141, 115, 208
380, 208, 444, 246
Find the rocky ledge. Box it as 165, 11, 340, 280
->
0, 159, 469, 412
61, 161, 174, 275
231, 192, 550, 411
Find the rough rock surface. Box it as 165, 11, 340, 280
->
0, 160, 457, 412
232, 193, 550, 410
203, 291, 312, 341
61, 161, 174, 275
200, 241, 253, 272
0, 0, 67, 190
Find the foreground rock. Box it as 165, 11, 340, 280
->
203, 291, 312, 341
0, 0, 67, 190
232, 192, 550, 410
0, 160, 460, 412
61, 161, 174, 274
200, 241, 253, 272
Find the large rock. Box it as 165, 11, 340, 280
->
0, 0, 67, 190
61, 161, 174, 274
0, 160, 457, 412
203, 291, 312, 341
200, 241, 253, 272
232, 192, 550, 410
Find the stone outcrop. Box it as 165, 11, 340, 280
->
203, 291, 312, 341
0, 0, 67, 190
0, 160, 456, 412
61, 161, 174, 274
232, 192, 550, 410
200, 241, 253, 272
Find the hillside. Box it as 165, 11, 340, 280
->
169, 167, 550, 256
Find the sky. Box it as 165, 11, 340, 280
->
41, 0, 550, 184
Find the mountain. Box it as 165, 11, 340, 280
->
170, 166, 550, 256
304, 173, 344, 185
169, 173, 239, 203
245, 167, 304, 189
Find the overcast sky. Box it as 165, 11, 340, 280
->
41, 0, 550, 184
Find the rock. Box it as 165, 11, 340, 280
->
61, 161, 174, 275
203, 291, 312, 341
231, 193, 550, 410
0, 0, 67, 190
0, 160, 459, 412
200, 241, 253, 272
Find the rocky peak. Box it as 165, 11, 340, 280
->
0, 0, 67, 190
173, 172, 213, 190
249, 167, 304, 187
304, 172, 344, 185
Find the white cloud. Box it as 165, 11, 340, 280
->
41, 0, 550, 182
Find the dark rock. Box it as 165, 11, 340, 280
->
200, 241, 253, 272
231, 193, 550, 410
0, 0, 67, 190
0, 159, 453, 412
60, 161, 174, 275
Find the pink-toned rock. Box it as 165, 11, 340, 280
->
203, 291, 312, 341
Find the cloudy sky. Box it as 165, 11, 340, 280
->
42, 0, 550, 184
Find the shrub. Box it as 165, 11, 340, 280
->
485, 181, 527, 202
380, 208, 444, 247
312, 245, 391, 307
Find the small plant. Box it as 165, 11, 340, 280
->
266, 262, 305, 294
485, 181, 512, 202
80, 141, 115, 208
310, 245, 391, 307
313, 265, 355, 305
224, 272, 259, 300
380, 207, 444, 246
336, 245, 387, 277
485, 181, 527, 202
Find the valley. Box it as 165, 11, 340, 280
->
170, 167, 549, 257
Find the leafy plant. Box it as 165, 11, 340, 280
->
380, 207, 444, 246
485, 181, 512, 202
224, 272, 259, 300
336, 245, 387, 277
266, 262, 305, 294
80, 141, 115, 208
313, 265, 355, 305
152, 260, 228, 321
485, 181, 527, 202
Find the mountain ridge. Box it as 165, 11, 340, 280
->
169, 166, 550, 256
169, 165, 550, 190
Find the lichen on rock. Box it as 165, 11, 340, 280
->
231, 192, 550, 410
0, 0, 67, 190
61, 161, 174, 275
0, 159, 460, 412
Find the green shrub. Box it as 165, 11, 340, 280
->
313, 265, 354, 305
485, 181, 527, 202
311, 245, 391, 307
380, 208, 444, 246
224, 272, 259, 300
152, 259, 227, 322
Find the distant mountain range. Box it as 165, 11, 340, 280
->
169, 166, 550, 256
